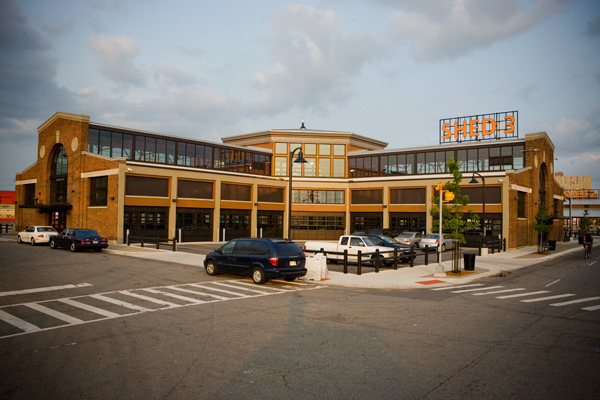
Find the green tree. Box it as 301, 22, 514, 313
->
531, 203, 553, 252
430, 158, 480, 244
580, 209, 591, 232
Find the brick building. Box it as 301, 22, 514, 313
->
14, 111, 565, 248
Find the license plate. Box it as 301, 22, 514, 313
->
289, 261, 297, 266
93, 240, 98, 244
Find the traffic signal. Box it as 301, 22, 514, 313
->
444, 191, 455, 202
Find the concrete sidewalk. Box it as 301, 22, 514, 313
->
104, 239, 584, 289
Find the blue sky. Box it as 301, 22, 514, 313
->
1, 0, 599, 191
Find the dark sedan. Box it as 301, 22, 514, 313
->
49, 228, 109, 252
360, 234, 415, 263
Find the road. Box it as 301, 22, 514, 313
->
0, 239, 598, 399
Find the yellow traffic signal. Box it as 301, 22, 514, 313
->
445, 192, 455, 202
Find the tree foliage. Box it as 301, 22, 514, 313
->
429, 158, 480, 244
531, 203, 553, 234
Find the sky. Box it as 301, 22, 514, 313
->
1, 0, 599, 192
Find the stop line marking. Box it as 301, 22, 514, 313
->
0, 283, 93, 297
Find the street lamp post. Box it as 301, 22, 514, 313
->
470, 172, 486, 245
288, 146, 307, 240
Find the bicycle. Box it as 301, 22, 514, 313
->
583, 242, 591, 259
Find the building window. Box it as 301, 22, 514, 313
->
292, 190, 344, 204
221, 183, 251, 201
275, 143, 287, 154
352, 189, 383, 204
333, 144, 345, 156
390, 188, 426, 204
518, 192, 526, 218
318, 158, 331, 177
50, 145, 68, 204
178, 180, 213, 199
304, 158, 316, 177
333, 159, 345, 178
23, 183, 35, 205
274, 156, 287, 176
304, 143, 317, 155
258, 187, 284, 203
126, 176, 169, 197
90, 176, 108, 206
319, 144, 331, 156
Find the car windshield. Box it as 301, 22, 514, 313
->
274, 242, 304, 257
426, 234, 439, 239
377, 236, 396, 244
75, 230, 100, 236
39, 227, 57, 232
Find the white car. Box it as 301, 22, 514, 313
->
17, 226, 58, 245
419, 233, 455, 252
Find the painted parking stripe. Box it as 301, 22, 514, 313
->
118, 290, 180, 307
521, 294, 575, 303
142, 288, 206, 304
451, 286, 504, 293
431, 284, 485, 291
213, 282, 275, 294
495, 291, 550, 299
25, 302, 84, 324
234, 281, 289, 292
0, 309, 40, 332
472, 288, 526, 296
58, 298, 121, 318
550, 297, 600, 307
89, 294, 152, 312
0, 283, 92, 297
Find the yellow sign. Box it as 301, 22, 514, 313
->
564, 189, 599, 199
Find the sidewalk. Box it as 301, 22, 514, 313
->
104, 239, 583, 289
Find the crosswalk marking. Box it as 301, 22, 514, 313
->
521, 294, 576, 303
142, 288, 207, 304
451, 286, 504, 293
25, 302, 84, 324
582, 305, 600, 311
168, 286, 230, 301
495, 291, 550, 299
58, 298, 121, 318
0, 309, 40, 332
550, 297, 600, 307
118, 290, 180, 307
0, 280, 318, 339
89, 294, 152, 312
472, 288, 526, 296
431, 284, 485, 291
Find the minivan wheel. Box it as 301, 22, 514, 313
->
205, 261, 219, 276
252, 267, 267, 284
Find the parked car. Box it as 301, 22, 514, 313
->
419, 233, 455, 252
17, 226, 58, 245
304, 235, 397, 266
359, 234, 414, 263
368, 229, 400, 240
204, 238, 307, 284
397, 232, 424, 247
49, 228, 109, 252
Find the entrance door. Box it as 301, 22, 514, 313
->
49, 211, 67, 232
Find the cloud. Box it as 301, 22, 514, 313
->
90, 34, 145, 86
388, 0, 570, 62
252, 4, 381, 115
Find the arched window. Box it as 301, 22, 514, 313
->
50, 145, 68, 203
538, 164, 547, 206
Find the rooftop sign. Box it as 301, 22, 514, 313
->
439, 111, 518, 144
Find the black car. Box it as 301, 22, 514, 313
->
360, 234, 414, 263
49, 228, 109, 252
204, 238, 307, 284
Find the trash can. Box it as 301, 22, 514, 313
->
578, 234, 584, 244
464, 253, 476, 271
548, 240, 556, 251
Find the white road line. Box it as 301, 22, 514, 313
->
58, 298, 121, 318
589, 261, 597, 266
496, 291, 550, 299
472, 288, 526, 296
521, 294, 576, 303
118, 290, 180, 307
0, 283, 92, 297
550, 297, 600, 307
214, 282, 275, 294
234, 281, 288, 292
546, 279, 561, 287
24, 302, 84, 324
0, 309, 40, 332
168, 286, 229, 301
89, 294, 151, 312
582, 305, 600, 311
189, 284, 249, 297
431, 284, 485, 291
451, 286, 504, 293
142, 289, 206, 304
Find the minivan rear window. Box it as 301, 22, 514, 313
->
274, 242, 304, 257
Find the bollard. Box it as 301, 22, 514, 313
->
424, 245, 429, 265
503, 238, 507, 252
141, 235, 145, 247
374, 249, 380, 273
393, 248, 398, 270
410, 244, 415, 268
357, 250, 362, 275
172, 237, 177, 252
155, 236, 160, 249
343, 249, 348, 274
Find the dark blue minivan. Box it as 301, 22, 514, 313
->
204, 238, 307, 284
